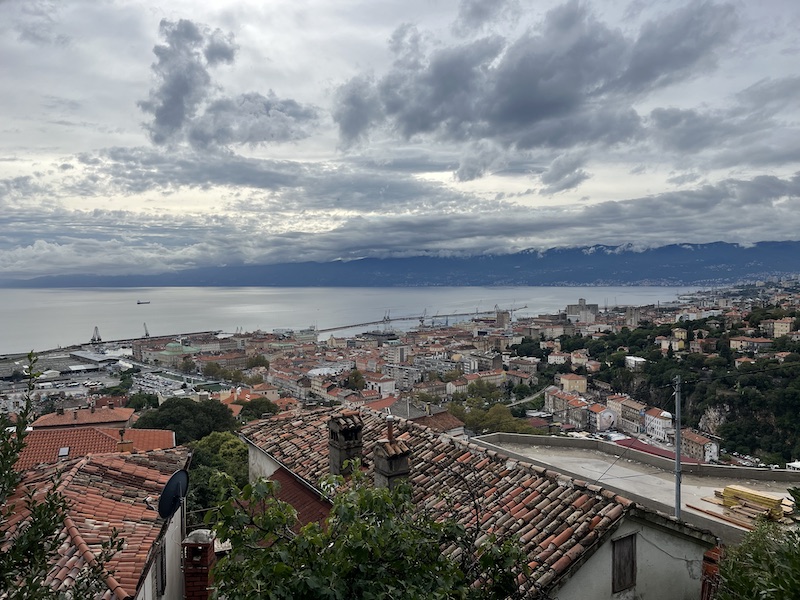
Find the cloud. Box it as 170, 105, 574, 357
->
452, 0, 518, 36
539, 153, 590, 194
138, 18, 318, 150
616, 1, 738, 93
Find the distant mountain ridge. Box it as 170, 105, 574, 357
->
3, 241, 798, 288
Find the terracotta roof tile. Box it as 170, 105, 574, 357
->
6, 447, 189, 599
241, 407, 636, 594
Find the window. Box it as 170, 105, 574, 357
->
612, 534, 636, 593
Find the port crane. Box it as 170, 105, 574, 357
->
91, 326, 102, 343
143, 322, 150, 338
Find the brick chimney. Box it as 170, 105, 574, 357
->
328, 410, 363, 476
116, 429, 133, 453
373, 415, 411, 489
182, 529, 216, 600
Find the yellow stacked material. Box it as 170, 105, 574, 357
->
721, 485, 784, 520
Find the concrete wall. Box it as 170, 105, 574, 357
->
477, 433, 800, 482
473, 434, 749, 544
556, 517, 708, 600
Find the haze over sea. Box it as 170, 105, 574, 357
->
0, 286, 698, 356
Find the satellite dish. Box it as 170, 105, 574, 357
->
157, 469, 189, 519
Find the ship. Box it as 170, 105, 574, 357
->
137, 300, 150, 305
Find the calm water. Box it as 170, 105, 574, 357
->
0, 286, 698, 355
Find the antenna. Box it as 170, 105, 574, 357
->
157, 469, 189, 519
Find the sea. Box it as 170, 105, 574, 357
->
0, 286, 700, 356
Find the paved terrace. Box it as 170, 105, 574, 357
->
475, 433, 800, 545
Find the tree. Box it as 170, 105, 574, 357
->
179, 356, 196, 374
344, 368, 366, 391
237, 397, 279, 421
245, 355, 269, 369
127, 391, 159, 410
186, 432, 249, 525
208, 466, 527, 600
133, 397, 237, 444
716, 520, 800, 600
1, 353, 120, 598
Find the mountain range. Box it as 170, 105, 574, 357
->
2, 241, 798, 287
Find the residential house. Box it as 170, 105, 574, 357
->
587, 403, 616, 433
620, 399, 647, 435
16, 426, 176, 471
644, 408, 672, 443
8, 448, 191, 599
559, 373, 587, 394
728, 336, 773, 353
363, 371, 397, 397
31, 403, 134, 431
547, 351, 570, 366
240, 409, 717, 600
760, 317, 794, 338
681, 430, 719, 463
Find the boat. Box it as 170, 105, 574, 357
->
137, 300, 150, 305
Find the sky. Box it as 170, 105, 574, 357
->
1, 0, 799, 279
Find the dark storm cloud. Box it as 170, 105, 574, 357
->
138, 19, 318, 150
137, 19, 220, 145
615, 1, 737, 93
454, 142, 507, 182
332, 75, 384, 147
73, 147, 306, 195
539, 154, 590, 195
333, 0, 739, 178
187, 92, 319, 149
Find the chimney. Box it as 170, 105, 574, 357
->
73, 410, 78, 420
374, 415, 411, 490
328, 410, 363, 476
117, 429, 133, 453
107, 400, 115, 409
183, 529, 216, 600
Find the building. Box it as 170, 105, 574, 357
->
559, 373, 587, 394
240, 408, 717, 600
30, 403, 134, 430
644, 408, 672, 443
16, 426, 176, 471
681, 429, 719, 463
8, 448, 191, 599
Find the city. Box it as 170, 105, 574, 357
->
3, 278, 800, 598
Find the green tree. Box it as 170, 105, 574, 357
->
344, 368, 366, 390
208, 467, 527, 600
512, 383, 532, 401
179, 356, 196, 374
717, 521, 800, 600
245, 355, 269, 369
237, 397, 279, 421
127, 392, 159, 411
133, 397, 237, 444
1, 353, 120, 598
186, 432, 249, 524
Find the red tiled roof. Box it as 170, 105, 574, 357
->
16, 427, 176, 471
411, 411, 465, 432
31, 406, 135, 429
241, 407, 639, 594
270, 467, 331, 528
6, 447, 190, 598
95, 428, 176, 451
